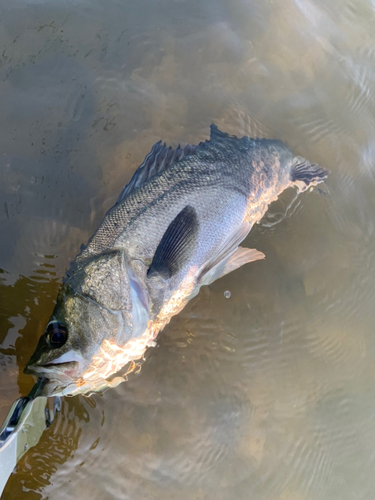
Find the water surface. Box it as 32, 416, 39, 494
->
1, 0, 375, 498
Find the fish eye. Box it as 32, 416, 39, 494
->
46, 322, 68, 348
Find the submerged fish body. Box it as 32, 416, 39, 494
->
25, 125, 328, 396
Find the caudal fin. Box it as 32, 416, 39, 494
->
291, 156, 329, 190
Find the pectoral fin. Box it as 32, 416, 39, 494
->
198, 222, 264, 286
148, 205, 199, 280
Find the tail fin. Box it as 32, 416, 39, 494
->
291, 156, 329, 191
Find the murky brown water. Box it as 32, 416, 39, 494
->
1, 0, 375, 498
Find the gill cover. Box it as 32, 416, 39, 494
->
68, 250, 150, 341
67, 251, 130, 311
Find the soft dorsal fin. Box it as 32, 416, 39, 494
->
148, 205, 199, 280
117, 141, 202, 203
209, 123, 238, 142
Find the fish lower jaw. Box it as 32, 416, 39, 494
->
24, 361, 80, 382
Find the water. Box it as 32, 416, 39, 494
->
1, 0, 375, 498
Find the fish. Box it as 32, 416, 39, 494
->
24, 125, 328, 396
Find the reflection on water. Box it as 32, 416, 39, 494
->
1, 0, 375, 498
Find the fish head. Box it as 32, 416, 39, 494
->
24, 251, 150, 395
24, 285, 126, 392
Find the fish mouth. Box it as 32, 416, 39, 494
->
24, 361, 80, 382
24, 349, 84, 384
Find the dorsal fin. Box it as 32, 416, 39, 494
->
208, 124, 252, 152
117, 141, 202, 203
116, 124, 243, 203
209, 123, 239, 142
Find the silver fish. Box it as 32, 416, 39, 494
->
24, 125, 328, 396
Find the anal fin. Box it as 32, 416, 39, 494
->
199, 247, 265, 286
198, 222, 264, 286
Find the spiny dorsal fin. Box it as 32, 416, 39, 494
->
117, 141, 202, 203
147, 205, 199, 280
117, 124, 249, 202
117, 124, 243, 203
